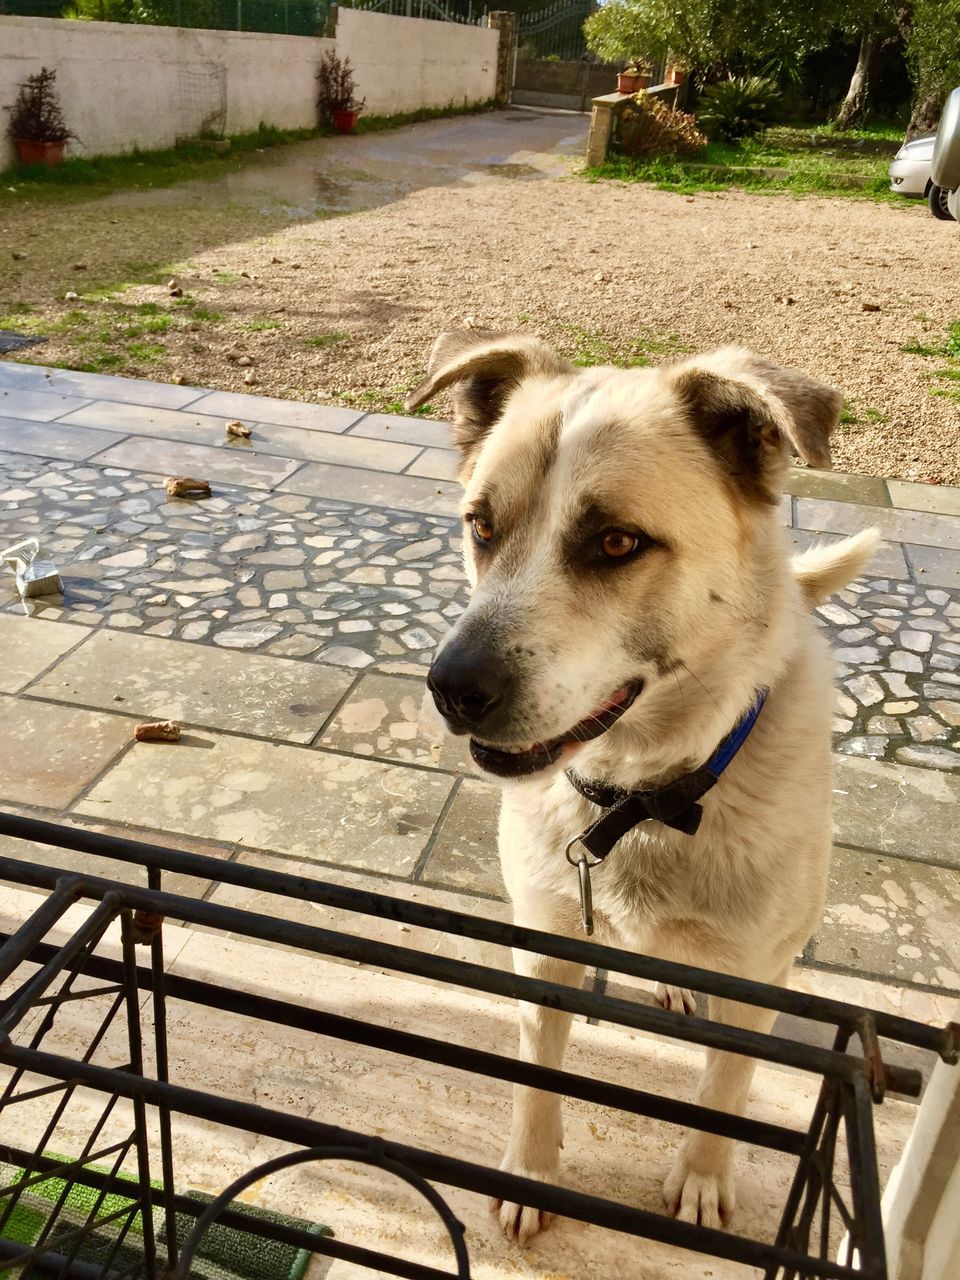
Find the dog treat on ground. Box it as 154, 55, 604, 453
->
226, 419, 252, 438
134, 719, 181, 742
131, 909, 164, 944
165, 476, 211, 498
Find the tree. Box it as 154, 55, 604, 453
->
904, 0, 960, 135
583, 0, 836, 81
831, 2, 904, 129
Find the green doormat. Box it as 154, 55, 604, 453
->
0, 1158, 333, 1280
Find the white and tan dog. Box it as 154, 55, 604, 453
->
406, 333, 877, 1243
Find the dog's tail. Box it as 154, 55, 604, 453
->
792, 528, 880, 607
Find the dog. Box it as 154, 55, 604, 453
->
405, 332, 878, 1243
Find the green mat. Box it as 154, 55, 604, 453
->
0, 1157, 332, 1280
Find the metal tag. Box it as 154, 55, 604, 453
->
574, 850, 594, 936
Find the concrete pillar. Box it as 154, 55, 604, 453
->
881, 1000, 960, 1280
586, 92, 624, 167
486, 10, 516, 107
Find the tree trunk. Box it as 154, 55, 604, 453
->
835, 32, 876, 129
907, 89, 942, 139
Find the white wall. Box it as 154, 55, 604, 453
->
317, 8, 497, 116
0, 16, 333, 168
0, 11, 499, 170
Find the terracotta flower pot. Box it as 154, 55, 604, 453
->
14, 137, 66, 167
332, 109, 360, 134
617, 72, 648, 94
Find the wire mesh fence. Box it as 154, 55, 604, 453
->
0, 0, 333, 36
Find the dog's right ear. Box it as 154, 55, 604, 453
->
404, 331, 571, 461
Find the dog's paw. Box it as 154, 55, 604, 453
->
491, 1195, 554, 1245
663, 1157, 735, 1229
491, 1153, 558, 1245
655, 983, 698, 1015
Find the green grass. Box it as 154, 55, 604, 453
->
900, 319, 960, 403
340, 375, 432, 416
562, 323, 692, 368
586, 123, 903, 201
304, 332, 349, 348
237, 318, 282, 331
126, 340, 165, 361
354, 101, 497, 134
838, 398, 888, 427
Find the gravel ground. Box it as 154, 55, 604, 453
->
3, 113, 959, 484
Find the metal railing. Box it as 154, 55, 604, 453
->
0, 810, 957, 1278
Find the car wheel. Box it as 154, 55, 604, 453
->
927, 183, 956, 220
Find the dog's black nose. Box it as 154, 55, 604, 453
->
428, 643, 504, 734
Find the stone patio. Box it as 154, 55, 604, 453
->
0, 363, 956, 997
1, 358, 958, 1274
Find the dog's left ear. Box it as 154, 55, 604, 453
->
405, 330, 571, 462
670, 347, 840, 504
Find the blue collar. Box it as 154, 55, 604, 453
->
564, 688, 767, 935
565, 688, 768, 857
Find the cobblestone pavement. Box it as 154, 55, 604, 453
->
1, 360, 958, 1058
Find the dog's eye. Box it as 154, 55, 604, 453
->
600, 530, 641, 560
468, 514, 494, 546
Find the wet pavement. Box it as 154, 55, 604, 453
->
99, 109, 590, 220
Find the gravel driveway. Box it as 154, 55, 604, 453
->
3, 109, 959, 484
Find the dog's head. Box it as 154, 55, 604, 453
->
407, 332, 841, 780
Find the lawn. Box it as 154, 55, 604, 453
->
587, 123, 904, 199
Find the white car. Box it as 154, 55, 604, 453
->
889, 132, 955, 219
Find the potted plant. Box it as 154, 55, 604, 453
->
316, 50, 366, 135
7, 67, 75, 167
617, 62, 651, 94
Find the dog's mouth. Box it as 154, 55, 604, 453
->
470, 680, 644, 779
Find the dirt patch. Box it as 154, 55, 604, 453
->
2, 119, 959, 484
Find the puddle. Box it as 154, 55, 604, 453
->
95, 112, 590, 221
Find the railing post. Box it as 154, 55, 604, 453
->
486, 10, 517, 106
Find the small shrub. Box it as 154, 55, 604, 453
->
316, 51, 365, 122
7, 67, 74, 143
618, 94, 706, 159
696, 76, 781, 143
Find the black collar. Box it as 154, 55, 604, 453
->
565, 688, 768, 865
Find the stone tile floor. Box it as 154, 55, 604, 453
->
0, 359, 958, 1037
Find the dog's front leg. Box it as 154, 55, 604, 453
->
663, 982, 786, 1228
494, 903, 585, 1245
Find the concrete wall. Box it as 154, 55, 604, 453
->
335, 8, 498, 116
0, 9, 499, 169
0, 16, 334, 169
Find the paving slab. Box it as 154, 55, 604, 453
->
0, 693, 130, 809
796, 497, 960, 552
0, 614, 87, 694
904, 542, 960, 589
59, 399, 422, 471
87, 435, 302, 489
0, 361, 207, 410
404, 446, 460, 480
186, 389, 363, 432
29, 628, 353, 743
0, 803, 233, 900
318, 671, 470, 770
784, 467, 890, 506
0, 417, 126, 462
887, 479, 960, 517
815, 845, 960, 991
0, 386, 90, 423
281, 461, 461, 516
348, 413, 454, 449
205, 849, 513, 986
76, 730, 453, 875
420, 777, 504, 898
832, 754, 960, 866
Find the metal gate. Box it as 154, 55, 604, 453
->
512, 0, 612, 112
